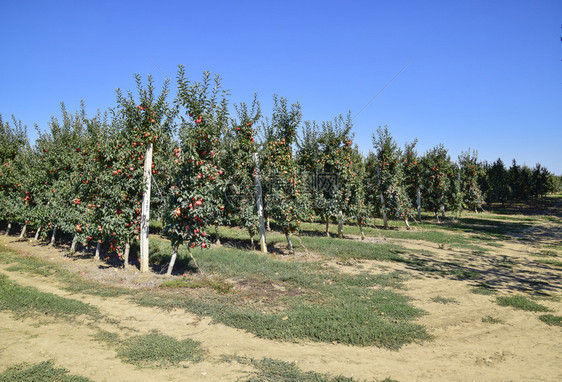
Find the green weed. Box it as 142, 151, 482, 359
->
538, 314, 562, 327
0, 360, 93, 382
232, 356, 395, 382
431, 296, 458, 304
116, 330, 205, 367
496, 295, 551, 312
161, 277, 234, 294
536, 259, 562, 267
0, 247, 128, 298
470, 284, 497, 295
481, 316, 503, 324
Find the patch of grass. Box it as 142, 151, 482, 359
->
0, 273, 101, 320
536, 259, 562, 268
543, 242, 562, 250
470, 284, 497, 295
537, 249, 559, 257
0, 247, 129, 298
538, 314, 562, 327
136, 284, 430, 350
2, 233, 429, 350
91, 329, 121, 347
496, 256, 516, 268
232, 356, 395, 382
300, 236, 409, 262
133, 240, 429, 350
0, 360, 93, 382
161, 277, 234, 294
481, 315, 503, 324
496, 295, 551, 312
531, 293, 561, 302
116, 330, 205, 367
430, 296, 458, 304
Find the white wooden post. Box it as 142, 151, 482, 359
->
167, 244, 179, 275
49, 226, 57, 245
140, 143, 153, 273
19, 224, 27, 238
377, 166, 388, 229
337, 210, 343, 238
252, 153, 267, 253
417, 187, 421, 221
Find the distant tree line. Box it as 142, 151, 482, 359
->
478, 158, 560, 206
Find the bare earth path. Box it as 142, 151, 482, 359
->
1, 218, 561, 381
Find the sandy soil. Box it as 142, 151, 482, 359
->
0, 217, 561, 382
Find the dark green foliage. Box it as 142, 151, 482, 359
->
420, 144, 459, 218
0, 360, 93, 382
370, 126, 413, 225
166, 68, 229, 267
222, 95, 262, 244
458, 150, 484, 212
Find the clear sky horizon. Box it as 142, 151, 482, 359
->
2, 0, 561, 174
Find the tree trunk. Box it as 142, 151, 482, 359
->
416, 187, 421, 221
380, 194, 389, 229
285, 233, 294, 254
49, 226, 57, 246
19, 224, 27, 239
337, 210, 343, 238
5, 223, 11, 236
214, 225, 221, 246
123, 239, 131, 268
70, 235, 78, 252
94, 241, 101, 261
325, 216, 330, 237
252, 153, 267, 253
266, 216, 271, 231
359, 220, 365, 240
167, 244, 179, 276
34, 226, 41, 241
140, 143, 153, 273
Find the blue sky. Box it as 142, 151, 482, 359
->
2, 0, 561, 173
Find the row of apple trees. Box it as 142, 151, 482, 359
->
1, 68, 557, 274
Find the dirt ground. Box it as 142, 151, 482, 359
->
0, 216, 561, 382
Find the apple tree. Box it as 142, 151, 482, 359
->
165, 68, 229, 275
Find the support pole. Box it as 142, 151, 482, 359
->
252, 153, 267, 253
140, 143, 153, 273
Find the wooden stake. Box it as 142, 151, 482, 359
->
252, 153, 267, 253
140, 143, 153, 273
167, 244, 179, 275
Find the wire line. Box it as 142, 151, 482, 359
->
352, 59, 413, 121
